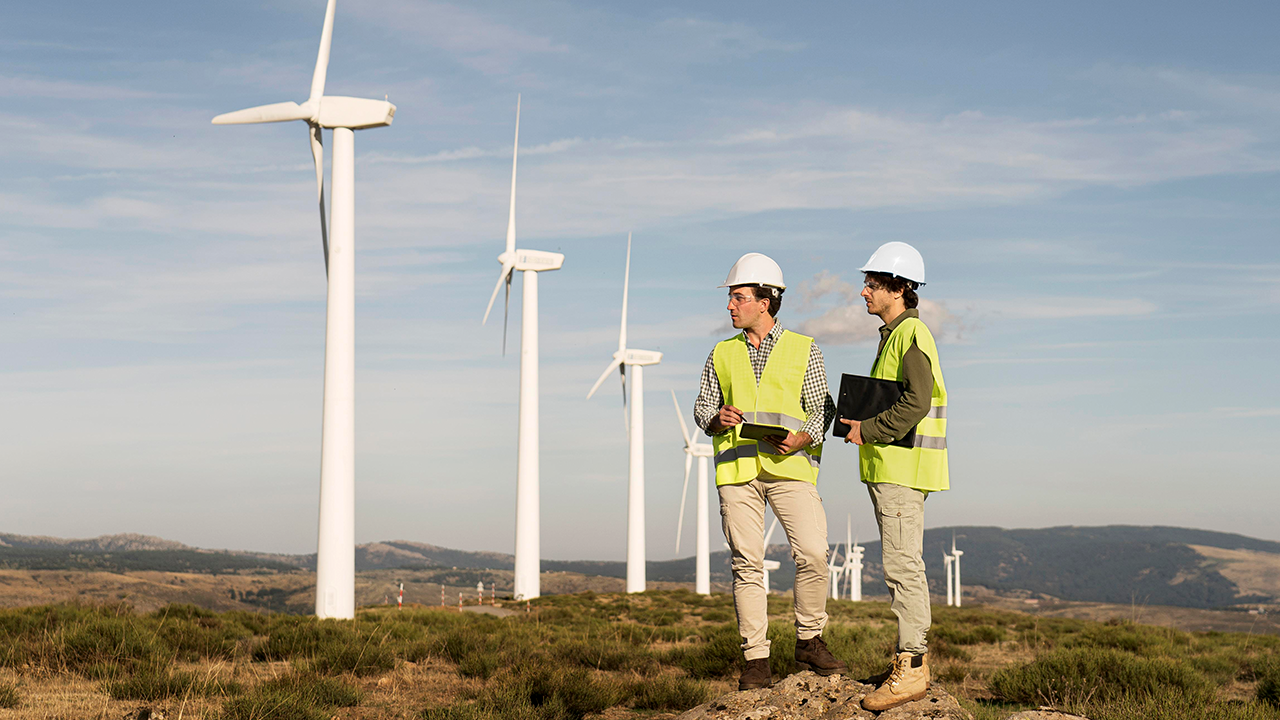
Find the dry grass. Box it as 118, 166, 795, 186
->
0, 593, 1277, 720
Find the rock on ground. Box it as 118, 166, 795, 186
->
675, 671, 973, 720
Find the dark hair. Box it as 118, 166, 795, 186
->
864, 271, 919, 309
742, 285, 784, 317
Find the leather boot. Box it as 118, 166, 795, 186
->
861, 652, 929, 711
738, 658, 774, 691
794, 635, 848, 676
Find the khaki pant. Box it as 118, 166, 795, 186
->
867, 481, 930, 655
719, 475, 830, 661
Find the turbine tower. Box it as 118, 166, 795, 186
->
762, 516, 781, 594
838, 517, 864, 602
482, 97, 564, 601
671, 391, 713, 595
950, 534, 964, 607
828, 543, 842, 600
587, 234, 661, 593
943, 551, 954, 606
212, 0, 395, 619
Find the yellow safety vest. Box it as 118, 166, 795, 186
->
712, 330, 822, 486
859, 317, 949, 492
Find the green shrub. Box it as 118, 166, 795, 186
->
423, 661, 630, 720
935, 663, 971, 684
668, 624, 741, 679
932, 624, 1006, 645
308, 637, 396, 676
105, 664, 199, 701
989, 647, 1214, 706
0, 681, 18, 709
1258, 658, 1280, 709
221, 673, 359, 720
629, 675, 710, 710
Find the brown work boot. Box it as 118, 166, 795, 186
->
738, 658, 774, 690
794, 635, 847, 676
861, 652, 929, 711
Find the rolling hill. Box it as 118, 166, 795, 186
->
2, 525, 1277, 610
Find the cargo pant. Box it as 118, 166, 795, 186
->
867, 481, 929, 655
719, 474, 831, 661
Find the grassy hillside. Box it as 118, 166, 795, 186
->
0, 592, 1277, 720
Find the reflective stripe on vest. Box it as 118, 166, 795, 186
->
714, 443, 820, 468
712, 329, 822, 486
858, 317, 949, 492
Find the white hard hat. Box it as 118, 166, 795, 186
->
859, 242, 926, 285
719, 253, 786, 290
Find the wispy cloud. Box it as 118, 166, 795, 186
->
0, 74, 162, 100
658, 18, 805, 59
342, 0, 567, 75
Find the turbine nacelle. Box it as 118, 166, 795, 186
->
501, 249, 565, 273
684, 443, 714, 458
622, 348, 662, 366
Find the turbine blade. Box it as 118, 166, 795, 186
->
212, 101, 307, 125
586, 357, 623, 399
670, 390, 692, 447
676, 452, 692, 553
506, 95, 519, 256
310, 0, 337, 102
619, 233, 631, 352
482, 262, 515, 325
764, 517, 778, 547
310, 124, 329, 275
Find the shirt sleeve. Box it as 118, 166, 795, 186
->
694, 349, 725, 437
799, 342, 836, 446
860, 340, 933, 444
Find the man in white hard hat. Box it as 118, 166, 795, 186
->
694, 252, 842, 690
839, 241, 949, 712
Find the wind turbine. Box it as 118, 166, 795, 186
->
849, 528, 864, 601
211, 0, 395, 620
482, 96, 564, 601
762, 516, 781, 594
587, 234, 662, 593
828, 543, 842, 600
671, 391, 713, 595
950, 534, 964, 608
943, 550, 954, 606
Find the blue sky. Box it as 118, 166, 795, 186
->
2, 0, 1277, 559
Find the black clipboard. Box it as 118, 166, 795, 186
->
832, 373, 916, 448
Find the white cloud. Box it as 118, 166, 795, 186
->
788, 271, 968, 345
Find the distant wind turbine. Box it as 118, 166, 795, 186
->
762, 516, 781, 594
943, 551, 954, 606
846, 519, 864, 602
481, 96, 564, 601
211, 0, 395, 620
671, 391, 712, 595
949, 534, 964, 607
587, 234, 662, 593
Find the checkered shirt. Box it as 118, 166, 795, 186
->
693, 323, 835, 447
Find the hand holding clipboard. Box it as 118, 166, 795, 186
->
832, 374, 917, 449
